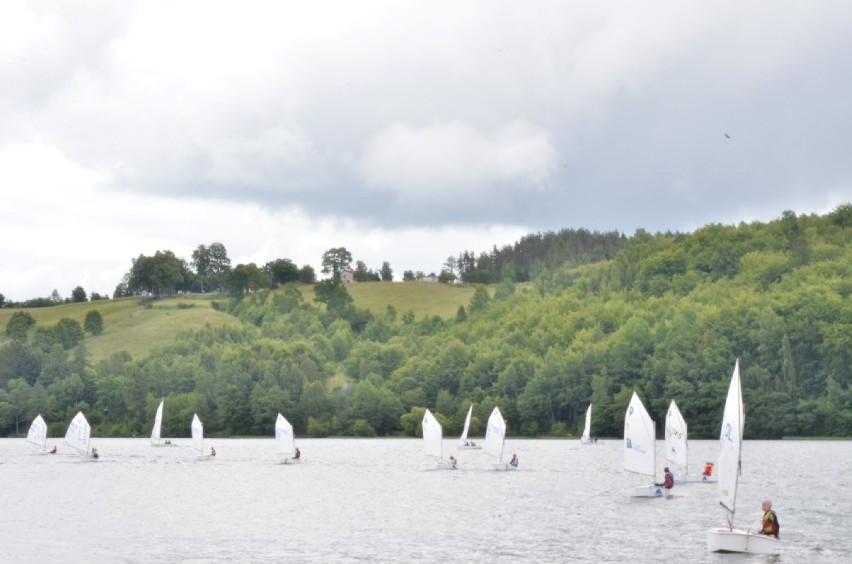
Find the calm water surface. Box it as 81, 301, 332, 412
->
1, 437, 849, 563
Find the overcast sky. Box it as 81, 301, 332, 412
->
2, 1, 850, 302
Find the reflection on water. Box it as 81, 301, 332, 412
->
0, 438, 849, 562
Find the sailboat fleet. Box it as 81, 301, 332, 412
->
17, 359, 779, 553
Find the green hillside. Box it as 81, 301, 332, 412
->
0, 295, 237, 364
0, 283, 476, 364
2, 206, 851, 441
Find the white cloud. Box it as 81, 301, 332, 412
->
358, 121, 557, 202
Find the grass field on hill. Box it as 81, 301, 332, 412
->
297, 281, 478, 320
0, 295, 237, 363
1, 282, 477, 364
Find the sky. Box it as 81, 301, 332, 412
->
2, 1, 851, 302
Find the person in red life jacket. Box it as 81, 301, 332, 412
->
759, 499, 779, 538
294, 447, 301, 460
702, 462, 714, 477
656, 467, 674, 489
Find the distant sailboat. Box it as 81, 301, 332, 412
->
624, 392, 668, 497
483, 406, 516, 470
458, 404, 480, 449
63, 411, 92, 459
150, 400, 175, 446
580, 404, 602, 445
27, 414, 48, 453
422, 409, 455, 469
275, 413, 301, 464
191, 414, 212, 460
707, 360, 780, 554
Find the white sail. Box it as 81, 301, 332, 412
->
151, 400, 164, 445
63, 411, 91, 456
580, 404, 592, 444
483, 406, 506, 463
717, 360, 744, 517
665, 400, 688, 470
191, 413, 204, 456
624, 392, 655, 477
275, 413, 296, 459
27, 414, 48, 451
458, 404, 474, 447
422, 409, 444, 461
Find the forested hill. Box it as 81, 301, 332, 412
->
1, 206, 851, 440
452, 227, 628, 283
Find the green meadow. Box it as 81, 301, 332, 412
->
1, 282, 477, 363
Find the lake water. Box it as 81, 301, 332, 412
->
1, 437, 849, 563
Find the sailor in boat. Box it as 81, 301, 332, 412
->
655, 467, 674, 490
210, 446, 216, 457
449, 455, 457, 468
294, 447, 301, 460
759, 499, 779, 538
50, 446, 57, 454
91, 447, 99, 460
702, 462, 714, 480
164, 439, 171, 445
510, 453, 519, 468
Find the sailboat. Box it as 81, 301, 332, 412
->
150, 399, 175, 446
63, 411, 92, 459
458, 404, 480, 449
707, 360, 779, 554
624, 392, 668, 497
580, 403, 600, 445
191, 413, 212, 460
422, 409, 455, 469
665, 400, 689, 479
27, 414, 48, 453
275, 413, 301, 464
483, 406, 515, 470
665, 400, 713, 483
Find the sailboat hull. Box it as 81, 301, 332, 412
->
707, 528, 779, 554
632, 484, 672, 498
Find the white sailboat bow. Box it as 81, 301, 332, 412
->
63, 411, 91, 457
422, 409, 454, 469
484, 406, 513, 470
27, 414, 48, 452
275, 413, 300, 464
580, 404, 593, 444
707, 359, 779, 554
624, 392, 666, 497
458, 404, 480, 449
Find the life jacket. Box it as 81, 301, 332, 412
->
664, 472, 674, 488
703, 462, 714, 476
762, 510, 779, 538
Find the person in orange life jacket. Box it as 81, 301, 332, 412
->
759, 499, 779, 538
655, 467, 674, 489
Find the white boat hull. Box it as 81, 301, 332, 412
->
707, 528, 780, 554
280, 457, 302, 465
457, 445, 481, 450
632, 484, 672, 498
